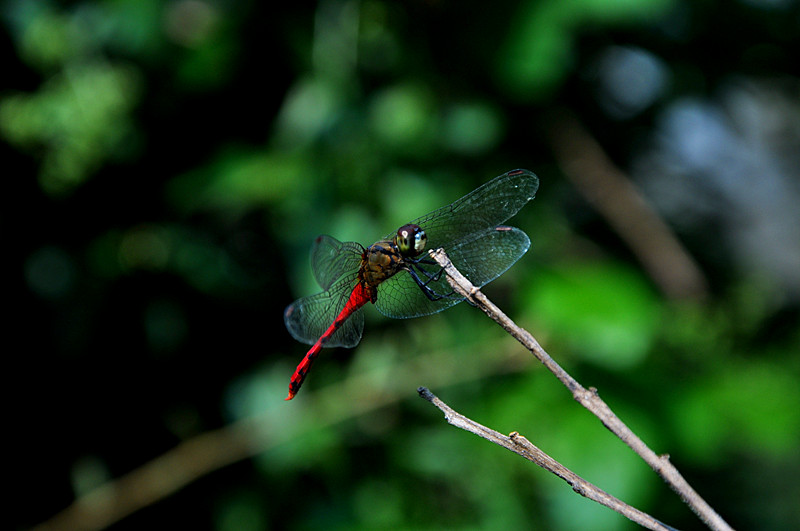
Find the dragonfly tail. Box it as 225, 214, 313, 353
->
285, 283, 373, 400
286, 343, 321, 400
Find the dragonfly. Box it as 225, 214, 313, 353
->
284, 169, 539, 400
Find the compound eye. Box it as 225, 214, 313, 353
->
395, 224, 427, 257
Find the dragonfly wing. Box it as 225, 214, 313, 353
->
446, 225, 530, 285
397, 169, 538, 253
375, 225, 530, 319
374, 267, 462, 319
284, 276, 365, 348
310, 235, 365, 291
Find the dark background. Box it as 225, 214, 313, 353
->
6, 0, 800, 530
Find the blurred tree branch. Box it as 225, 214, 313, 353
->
30, 419, 262, 531
29, 338, 530, 531
427, 248, 732, 531
547, 110, 709, 301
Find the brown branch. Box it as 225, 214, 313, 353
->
428, 248, 733, 531
417, 387, 678, 531
29, 340, 537, 531
547, 110, 708, 301
29, 419, 265, 531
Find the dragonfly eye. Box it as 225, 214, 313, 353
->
395, 224, 427, 257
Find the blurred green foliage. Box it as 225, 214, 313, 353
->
498, 0, 675, 99
524, 260, 661, 368
8, 0, 800, 530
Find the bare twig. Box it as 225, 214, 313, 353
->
428, 248, 733, 531
417, 387, 678, 531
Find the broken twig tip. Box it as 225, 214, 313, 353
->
417, 387, 435, 402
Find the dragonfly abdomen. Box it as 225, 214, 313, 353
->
285, 282, 376, 400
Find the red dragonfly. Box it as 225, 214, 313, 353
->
284, 169, 539, 399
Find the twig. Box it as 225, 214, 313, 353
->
417, 387, 678, 531
428, 248, 733, 531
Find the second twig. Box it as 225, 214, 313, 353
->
428, 248, 732, 531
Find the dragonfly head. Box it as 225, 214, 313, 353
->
395, 223, 427, 258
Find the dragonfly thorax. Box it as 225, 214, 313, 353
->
360, 224, 427, 288
361, 239, 406, 288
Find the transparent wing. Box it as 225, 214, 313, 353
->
289, 170, 537, 336
374, 225, 530, 319
310, 235, 364, 291
284, 274, 365, 348
386, 169, 538, 253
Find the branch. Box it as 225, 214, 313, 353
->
547, 109, 708, 301
29, 420, 264, 531
417, 387, 678, 531
29, 341, 536, 531
428, 248, 733, 531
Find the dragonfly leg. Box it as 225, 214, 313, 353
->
413, 263, 445, 285
408, 255, 448, 285
405, 266, 444, 301
406, 265, 459, 302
